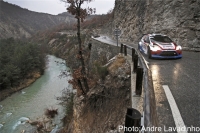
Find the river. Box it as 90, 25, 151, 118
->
0, 55, 72, 133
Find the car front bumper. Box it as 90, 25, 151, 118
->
151, 50, 182, 59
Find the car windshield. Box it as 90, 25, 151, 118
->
150, 35, 172, 43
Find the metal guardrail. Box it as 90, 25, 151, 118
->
121, 43, 159, 133
90, 37, 159, 132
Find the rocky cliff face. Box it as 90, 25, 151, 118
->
113, 0, 200, 49
0, 1, 75, 39
67, 54, 131, 133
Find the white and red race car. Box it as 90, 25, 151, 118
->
138, 34, 182, 59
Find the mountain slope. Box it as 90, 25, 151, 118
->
0, 1, 76, 39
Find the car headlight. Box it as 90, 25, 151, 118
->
176, 46, 182, 50
151, 45, 162, 51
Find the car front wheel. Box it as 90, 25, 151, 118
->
148, 47, 152, 59
138, 43, 140, 51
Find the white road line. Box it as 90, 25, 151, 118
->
162, 85, 188, 133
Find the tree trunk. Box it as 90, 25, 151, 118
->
77, 12, 89, 93
77, 79, 85, 95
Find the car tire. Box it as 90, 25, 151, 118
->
148, 47, 152, 59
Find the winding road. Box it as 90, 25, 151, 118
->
125, 41, 200, 133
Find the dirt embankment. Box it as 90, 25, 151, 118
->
0, 71, 41, 101
62, 55, 131, 133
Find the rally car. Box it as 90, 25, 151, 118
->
138, 34, 182, 59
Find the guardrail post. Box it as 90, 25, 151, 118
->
132, 48, 135, 62
124, 45, 127, 56
133, 54, 138, 73
120, 43, 124, 53
124, 108, 141, 133
88, 43, 92, 50
136, 67, 143, 95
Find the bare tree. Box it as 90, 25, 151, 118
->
62, 0, 95, 93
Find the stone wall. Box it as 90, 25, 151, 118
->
112, 0, 200, 49
88, 38, 119, 67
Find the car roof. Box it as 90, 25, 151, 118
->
142, 34, 169, 39
149, 33, 167, 37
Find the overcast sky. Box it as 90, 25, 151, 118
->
4, 0, 115, 15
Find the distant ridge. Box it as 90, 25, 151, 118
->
0, 1, 76, 39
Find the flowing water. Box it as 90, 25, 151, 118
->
0, 55, 72, 133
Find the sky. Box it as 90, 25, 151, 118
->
4, 0, 115, 15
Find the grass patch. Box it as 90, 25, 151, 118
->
108, 55, 125, 74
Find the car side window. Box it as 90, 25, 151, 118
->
146, 37, 150, 43
144, 36, 150, 43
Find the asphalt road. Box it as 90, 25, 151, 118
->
96, 36, 200, 132
145, 51, 200, 132
124, 41, 200, 132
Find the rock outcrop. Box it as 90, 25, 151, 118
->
113, 0, 200, 49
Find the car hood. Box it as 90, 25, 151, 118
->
155, 42, 175, 50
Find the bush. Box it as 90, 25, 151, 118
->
45, 108, 58, 118
95, 63, 108, 80
57, 89, 74, 132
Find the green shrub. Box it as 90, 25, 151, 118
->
58, 90, 74, 126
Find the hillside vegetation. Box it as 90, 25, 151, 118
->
0, 38, 45, 90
